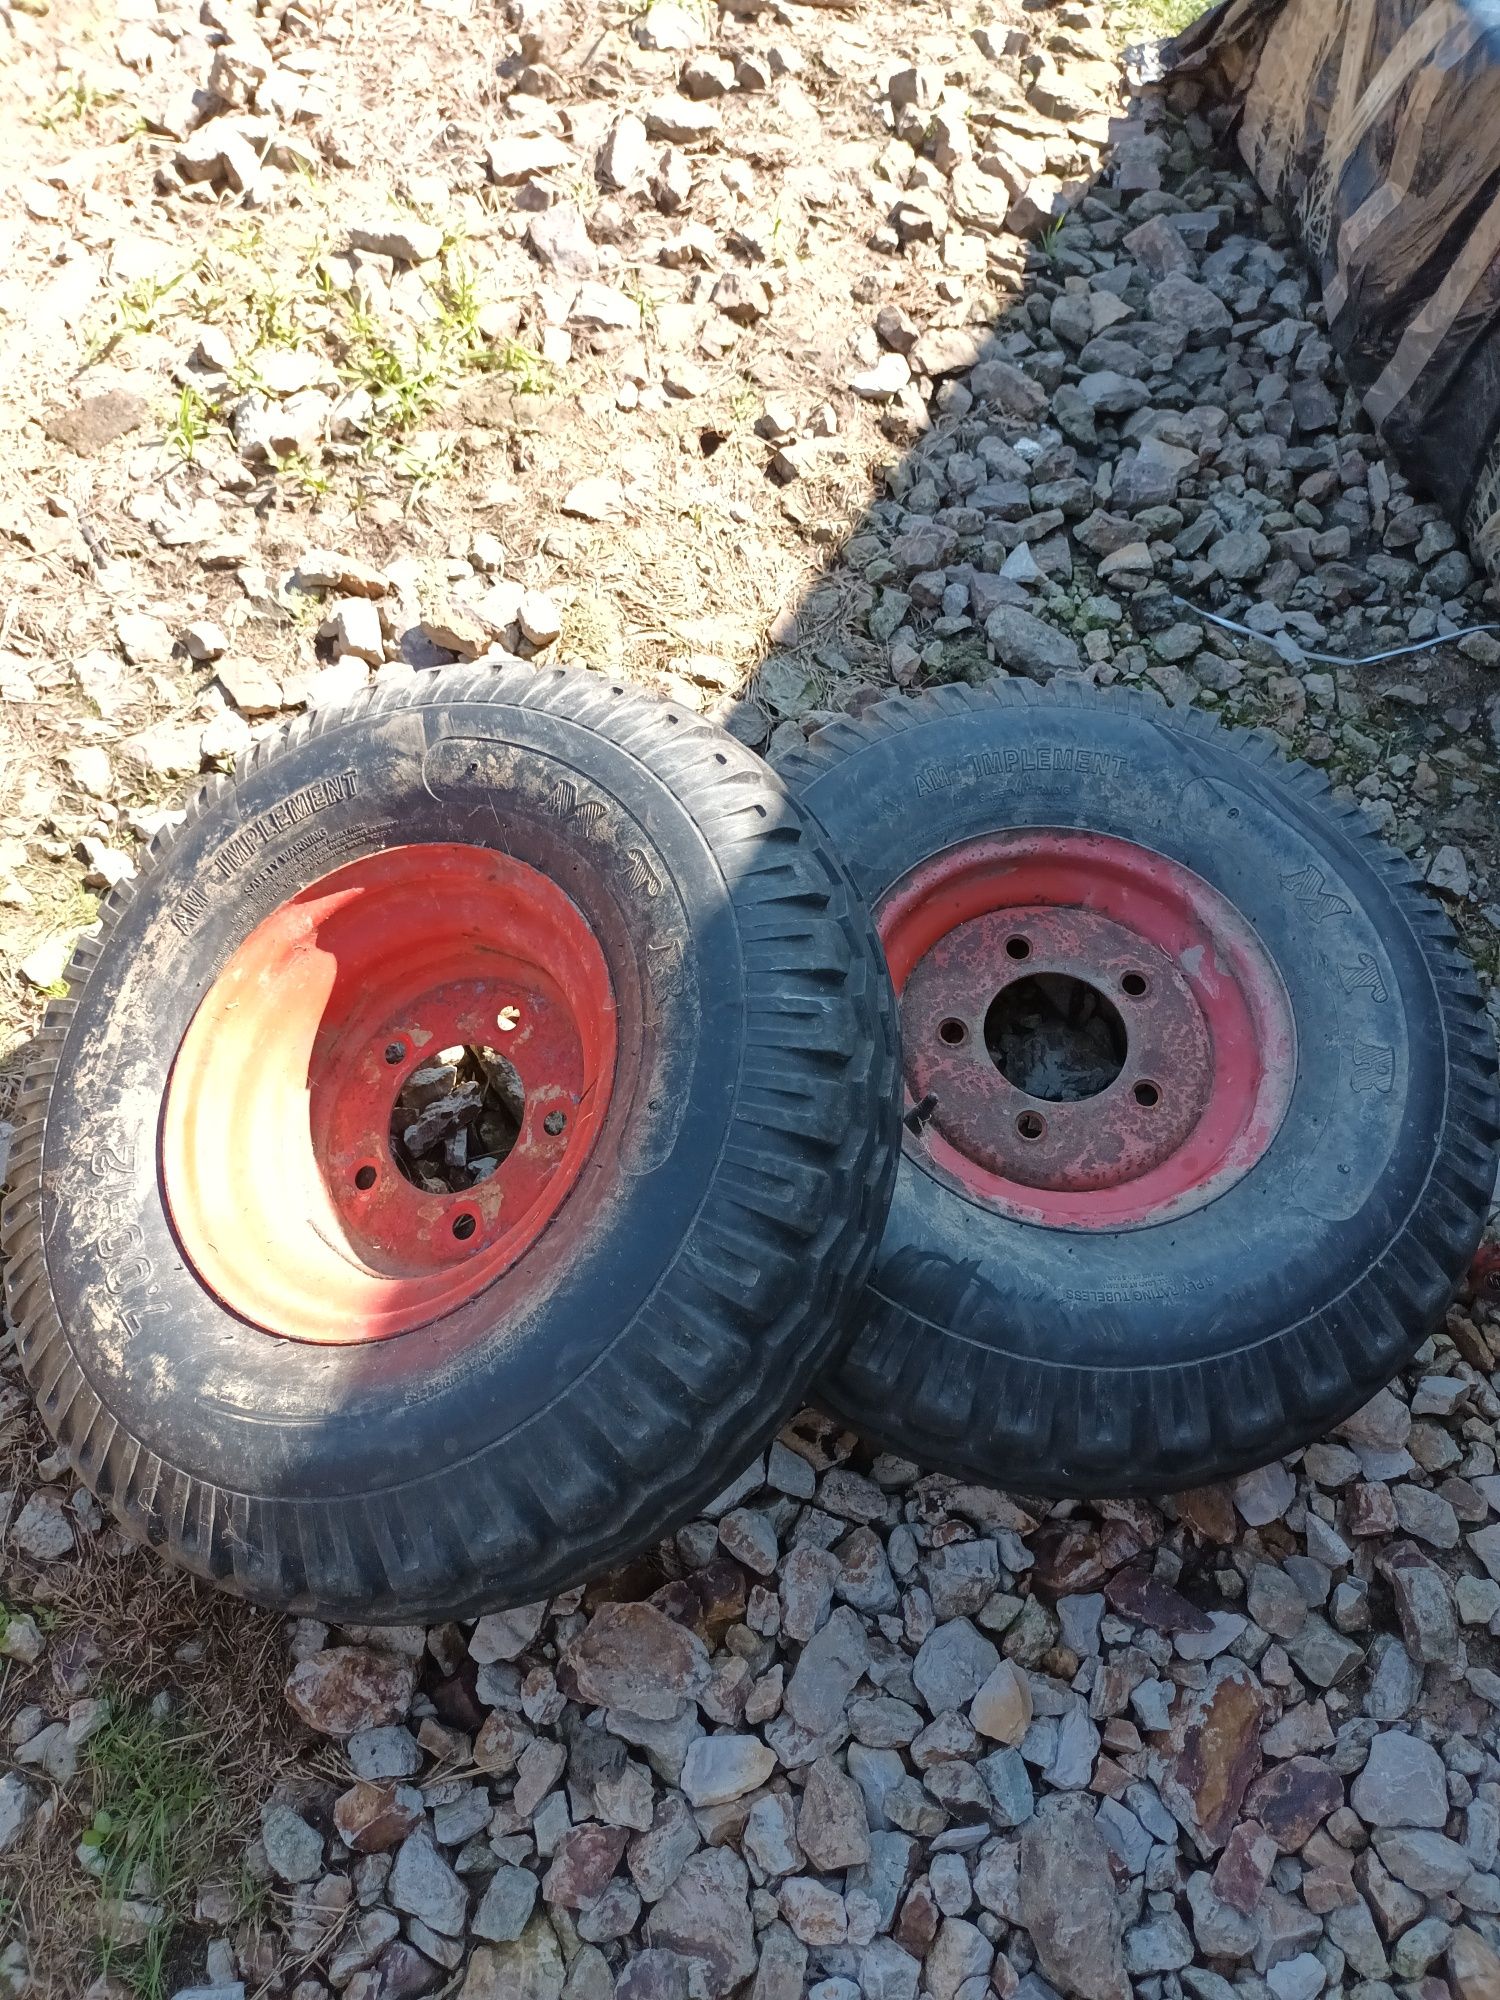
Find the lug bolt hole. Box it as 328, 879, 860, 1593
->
354, 1165, 377, 1190
1134, 1081, 1160, 1108
1121, 972, 1149, 997
452, 1213, 477, 1241
1005, 936, 1031, 961
938, 1018, 967, 1046
384, 1041, 406, 1065
1016, 1110, 1047, 1141
544, 1110, 567, 1135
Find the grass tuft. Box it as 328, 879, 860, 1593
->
1107, 0, 1207, 40
166, 387, 211, 465
82, 1699, 222, 1999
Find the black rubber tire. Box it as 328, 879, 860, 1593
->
1, 666, 900, 1619
782, 680, 1500, 1496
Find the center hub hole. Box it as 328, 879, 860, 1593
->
390, 1043, 525, 1194
984, 974, 1127, 1102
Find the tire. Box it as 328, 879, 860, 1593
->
782, 680, 1500, 1496
1, 666, 900, 1619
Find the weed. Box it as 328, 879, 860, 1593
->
166, 387, 211, 464
390, 434, 458, 504
81, 1700, 222, 2000
341, 310, 447, 431
232, 1863, 270, 1928
482, 338, 551, 395
249, 283, 304, 351
769, 205, 798, 268
622, 277, 658, 332
61, 886, 101, 931
0, 1594, 56, 1644
1036, 215, 1069, 269
1107, 0, 1205, 39
34, 80, 120, 132
272, 450, 332, 499
337, 263, 550, 448
433, 250, 486, 350
122, 273, 185, 335
87, 271, 187, 364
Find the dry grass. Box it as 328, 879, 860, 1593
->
1, 1408, 294, 1999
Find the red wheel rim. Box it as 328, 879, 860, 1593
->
879, 831, 1296, 1229
161, 843, 617, 1341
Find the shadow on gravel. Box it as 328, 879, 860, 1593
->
710, 66, 1500, 955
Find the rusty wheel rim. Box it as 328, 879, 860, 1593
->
160, 843, 617, 1341
879, 830, 1296, 1230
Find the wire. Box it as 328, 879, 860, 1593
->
1169, 594, 1500, 668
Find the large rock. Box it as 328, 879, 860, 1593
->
260, 1802, 323, 1883
617, 1950, 692, 2000
750, 1924, 808, 2000
950, 162, 1010, 235
351, 216, 442, 263
470, 1603, 547, 1664
1350, 1731, 1450, 1828
773, 1604, 869, 1759
1153, 1661, 1267, 1855
566, 1603, 710, 1720
1285, 1616, 1364, 1688
628, 1797, 702, 1903
1148, 273, 1232, 340
647, 1850, 757, 1997
485, 133, 574, 184
333, 1780, 422, 1853
473, 1865, 540, 1943
679, 1736, 776, 1807
1448, 1926, 1500, 2000
460, 1916, 565, 1999
1077, 370, 1150, 415
1372, 1827, 1473, 1894
913, 1619, 1000, 1715
1383, 1544, 1460, 1666
968, 358, 1047, 421
1018, 1797, 1129, 2000
1112, 435, 1196, 510
10, 1490, 77, 1559
797, 1755, 871, 1871
389, 1830, 468, 1935
744, 1792, 801, 1877
984, 606, 1082, 682
925, 1918, 994, 2000
284, 1648, 417, 1737
0, 1775, 35, 1855
527, 203, 597, 279
1208, 530, 1271, 584
1243, 1757, 1341, 1852
44, 388, 148, 456
971, 1660, 1033, 1745
542, 1824, 629, 1908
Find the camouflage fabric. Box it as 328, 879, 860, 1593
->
1171, 0, 1500, 573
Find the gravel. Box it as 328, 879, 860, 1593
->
5, 0, 1500, 1994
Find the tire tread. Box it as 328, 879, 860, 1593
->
2, 667, 900, 1615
